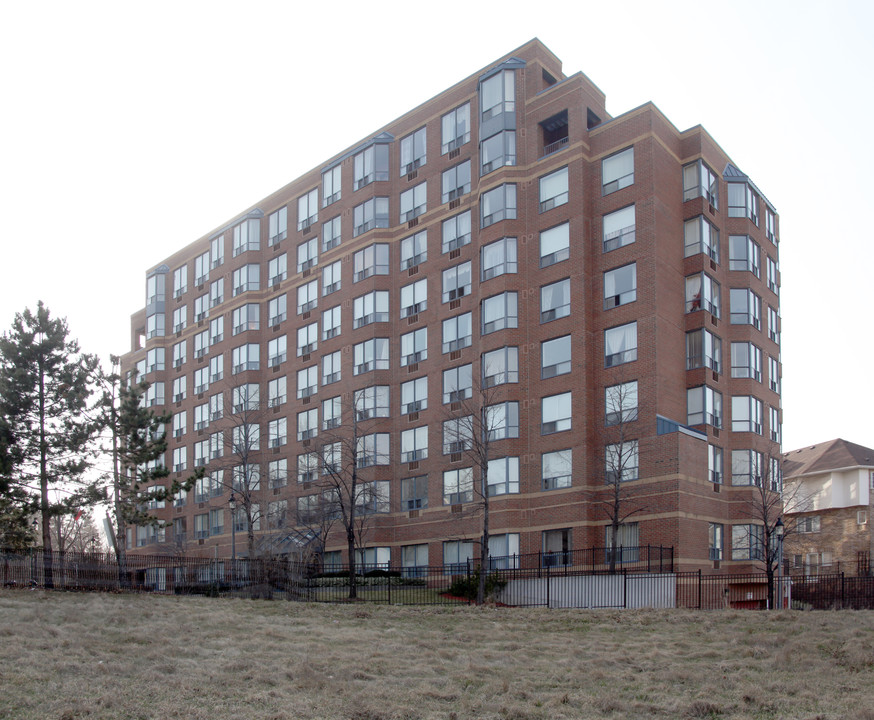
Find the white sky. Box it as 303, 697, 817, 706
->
1, 0, 871, 453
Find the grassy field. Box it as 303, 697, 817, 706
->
1, 591, 873, 720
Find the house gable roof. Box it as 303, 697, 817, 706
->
783, 438, 874, 478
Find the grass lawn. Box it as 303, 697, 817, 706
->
1, 591, 873, 720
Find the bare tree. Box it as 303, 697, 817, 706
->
597, 379, 646, 573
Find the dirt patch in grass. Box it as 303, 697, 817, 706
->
1, 592, 873, 719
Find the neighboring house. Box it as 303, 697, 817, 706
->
783, 439, 874, 576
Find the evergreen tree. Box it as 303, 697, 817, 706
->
0, 302, 100, 587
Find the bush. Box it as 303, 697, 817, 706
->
446, 570, 507, 601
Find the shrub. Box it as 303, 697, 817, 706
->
446, 570, 507, 600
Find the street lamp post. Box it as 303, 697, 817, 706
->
775, 517, 785, 609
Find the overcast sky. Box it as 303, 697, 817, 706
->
1, 0, 871, 453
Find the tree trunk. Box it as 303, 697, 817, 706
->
38, 356, 54, 589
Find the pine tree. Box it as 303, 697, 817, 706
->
0, 302, 100, 587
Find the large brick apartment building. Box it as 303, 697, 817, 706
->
121, 39, 781, 573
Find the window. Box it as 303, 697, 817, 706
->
268, 500, 288, 530
483, 291, 518, 333
192, 366, 208, 395
686, 329, 722, 373
297, 279, 319, 314
232, 303, 259, 335
146, 347, 165, 374
400, 230, 427, 270
209, 355, 223, 383
192, 331, 207, 360
356, 433, 389, 467
297, 322, 318, 357
170, 305, 188, 337
172, 340, 186, 369
541, 335, 571, 379
207, 508, 226, 537
353, 338, 389, 374
683, 160, 718, 206
401, 544, 429, 577
353, 143, 389, 190
481, 184, 516, 228
322, 305, 341, 341
731, 524, 763, 560
438, 264, 471, 305
355, 385, 389, 420
766, 208, 777, 243
400, 279, 427, 318
353, 290, 389, 328
768, 306, 780, 345
539, 167, 568, 212
709, 445, 723, 484
486, 402, 519, 440
297, 408, 318, 441
353, 243, 389, 281
400, 126, 427, 175
210, 237, 223, 269
489, 533, 520, 569
194, 251, 210, 286
401, 376, 428, 415
209, 391, 223, 420
442, 364, 472, 404
480, 130, 516, 175
443, 539, 473, 573
730, 342, 762, 381
354, 546, 391, 570
297, 238, 318, 273
322, 443, 341, 478
542, 392, 571, 434
322, 215, 341, 252
482, 346, 518, 387
767, 256, 779, 295
194, 293, 210, 321
605, 441, 639, 483
296, 453, 317, 484
232, 264, 260, 296
685, 273, 721, 317
768, 356, 781, 394
442, 160, 471, 202
604, 264, 637, 309
146, 312, 165, 339
797, 516, 821, 534
267, 376, 286, 408
268, 418, 287, 448
401, 426, 428, 463
443, 467, 473, 505
727, 183, 759, 224
542, 450, 572, 490
603, 205, 635, 252
442, 210, 471, 253
297, 188, 318, 231
231, 423, 259, 453
602, 147, 634, 194
543, 528, 572, 567
193, 403, 209, 432
173, 266, 188, 298
352, 197, 390, 237
208, 431, 222, 460
443, 417, 473, 453
401, 475, 429, 510
442, 312, 472, 353
606, 381, 639, 426
209, 278, 224, 308
481, 236, 517, 280
193, 513, 209, 540
487, 456, 519, 496
731, 449, 763, 486
729, 288, 761, 328
172, 446, 187, 472
268, 206, 287, 245
441, 102, 470, 154
267, 295, 286, 328
687, 386, 722, 427
231, 344, 259, 374
143, 382, 164, 407
206, 318, 222, 347
399, 182, 427, 223
769, 406, 781, 443
605, 322, 637, 367
297, 365, 318, 399
267, 336, 287, 368
232, 383, 259, 413
322, 165, 341, 207
400, 327, 427, 366
172, 411, 187, 439
480, 69, 515, 122
322, 395, 341, 430
539, 223, 569, 268
684, 216, 720, 262
731, 396, 763, 434
322, 350, 341, 385
729, 235, 761, 277
708, 523, 724, 561
172, 376, 187, 403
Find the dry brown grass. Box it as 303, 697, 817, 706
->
1, 591, 873, 720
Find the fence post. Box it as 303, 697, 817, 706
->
546, 563, 550, 609
466, 558, 471, 605
647, 545, 651, 573
623, 568, 627, 608
698, 569, 702, 609
387, 571, 391, 605
841, 572, 845, 608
